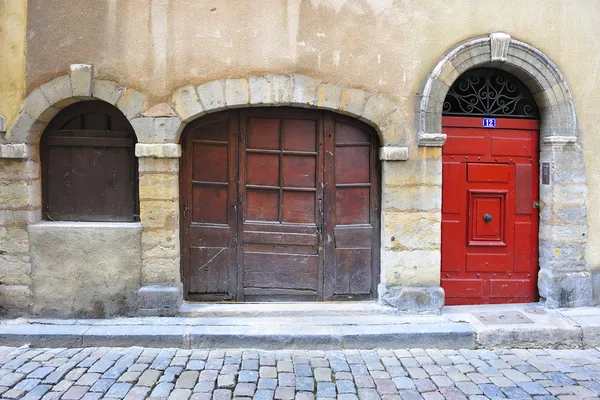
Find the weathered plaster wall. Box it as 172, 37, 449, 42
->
0, 0, 26, 127
29, 222, 142, 318
15, 0, 600, 308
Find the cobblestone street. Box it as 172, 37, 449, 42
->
0, 347, 598, 400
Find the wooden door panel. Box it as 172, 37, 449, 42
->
282, 119, 317, 151
247, 118, 280, 149
324, 115, 380, 300
244, 253, 319, 290
335, 146, 370, 184
335, 188, 370, 225
334, 249, 372, 295
246, 153, 279, 186
282, 191, 315, 223
192, 185, 228, 223
189, 247, 230, 294
192, 144, 228, 182
182, 112, 238, 300
282, 156, 316, 187
245, 189, 279, 221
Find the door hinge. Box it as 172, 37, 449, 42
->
533, 201, 540, 209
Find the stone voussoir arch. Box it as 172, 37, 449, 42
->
418, 32, 577, 147
3, 64, 149, 159
157, 74, 410, 161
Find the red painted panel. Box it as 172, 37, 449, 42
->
468, 191, 506, 246
443, 136, 488, 155
514, 222, 532, 273
442, 162, 462, 214
489, 279, 530, 297
441, 220, 462, 272
468, 164, 509, 183
516, 164, 533, 215
465, 253, 507, 272
492, 138, 532, 157
441, 279, 484, 297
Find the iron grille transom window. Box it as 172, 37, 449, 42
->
41, 101, 139, 222
443, 68, 539, 118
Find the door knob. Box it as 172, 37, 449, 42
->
483, 213, 492, 222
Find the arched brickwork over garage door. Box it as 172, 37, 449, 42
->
417, 32, 591, 308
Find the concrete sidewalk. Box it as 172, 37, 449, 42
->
0, 303, 598, 349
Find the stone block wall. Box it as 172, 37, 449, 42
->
0, 157, 39, 316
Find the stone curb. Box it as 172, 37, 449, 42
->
0, 322, 475, 350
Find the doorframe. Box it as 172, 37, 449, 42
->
418, 32, 591, 307
178, 108, 381, 302
440, 116, 541, 305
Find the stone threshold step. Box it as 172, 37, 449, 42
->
178, 301, 399, 317
0, 322, 475, 350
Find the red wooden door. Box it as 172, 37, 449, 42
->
441, 116, 539, 305
181, 108, 380, 302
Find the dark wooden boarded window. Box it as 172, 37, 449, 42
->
41, 101, 138, 222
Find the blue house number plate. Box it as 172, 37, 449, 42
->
483, 118, 496, 128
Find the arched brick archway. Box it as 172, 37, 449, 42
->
418, 32, 590, 308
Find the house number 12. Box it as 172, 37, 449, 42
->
483, 118, 496, 128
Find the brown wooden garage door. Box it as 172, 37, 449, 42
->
180, 108, 380, 301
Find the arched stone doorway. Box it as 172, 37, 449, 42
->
179, 108, 381, 302
418, 32, 591, 308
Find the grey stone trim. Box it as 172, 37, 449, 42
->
135, 143, 181, 158
379, 146, 409, 161
138, 284, 183, 317
0, 144, 30, 159
378, 284, 445, 313
0, 114, 5, 133
418, 133, 447, 147
542, 135, 577, 145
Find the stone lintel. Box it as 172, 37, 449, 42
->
379, 146, 409, 161
419, 132, 447, 147
138, 284, 183, 317
135, 143, 181, 158
0, 144, 30, 159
